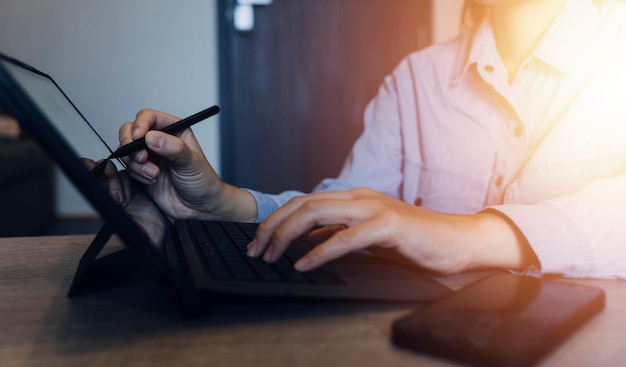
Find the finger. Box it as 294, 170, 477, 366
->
118, 170, 133, 207
120, 109, 181, 167
295, 221, 382, 272
248, 193, 353, 259
118, 121, 135, 146
273, 191, 357, 221
131, 109, 180, 140
254, 191, 356, 248
259, 197, 371, 263
120, 131, 186, 184
119, 122, 149, 164
144, 130, 194, 168
103, 160, 125, 205
124, 159, 159, 184
118, 124, 161, 182
123, 130, 191, 183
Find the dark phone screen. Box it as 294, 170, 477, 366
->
392, 273, 605, 367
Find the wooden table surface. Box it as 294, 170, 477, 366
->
0, 235, 624, 367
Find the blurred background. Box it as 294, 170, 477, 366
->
0, 0, 463, 236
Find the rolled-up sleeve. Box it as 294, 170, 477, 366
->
490, 175, 626, 278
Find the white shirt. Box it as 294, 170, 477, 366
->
248, 0, 626, 278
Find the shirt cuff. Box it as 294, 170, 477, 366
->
485, 203, 595, 277
242, 189, 305, 222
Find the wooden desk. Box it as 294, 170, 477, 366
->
0, 235, 623, 367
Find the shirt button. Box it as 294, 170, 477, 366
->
495, 176, 504, 187
484, 65, 494, 73
514, 125, 524, 137
414, 197, 423, 206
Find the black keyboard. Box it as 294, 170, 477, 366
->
185, 220, 344, 285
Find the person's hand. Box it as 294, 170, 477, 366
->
0, 115, 21, 139
118, 109, 257, 222
247, 188, 537, 274
81, 157, 173, 244
81, 158, 131, 206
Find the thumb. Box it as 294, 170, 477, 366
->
145, 131, 195, 169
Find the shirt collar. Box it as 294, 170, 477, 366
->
533, 0, 601, 73
451, 0, 602, 85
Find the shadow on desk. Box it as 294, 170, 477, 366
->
37, 272, 416, 358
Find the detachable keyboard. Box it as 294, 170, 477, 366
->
184, 220, 344, 285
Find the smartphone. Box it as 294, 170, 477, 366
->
391, 273, 605, 367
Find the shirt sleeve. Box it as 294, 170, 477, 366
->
243, 189, 304, 222
245, 64, 408, 222
488, 174, 626, 279
312, 69, 406, 197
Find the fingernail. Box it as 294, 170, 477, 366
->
135, 151, 145, 162
294, 257, 310, 272
145, 133, 163, 149
141, 165, 157, 178
246, 239, 258, 257
262, 246, 274, 262
111, 190, 122, 205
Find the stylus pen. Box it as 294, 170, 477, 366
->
107, 105, 220, 159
